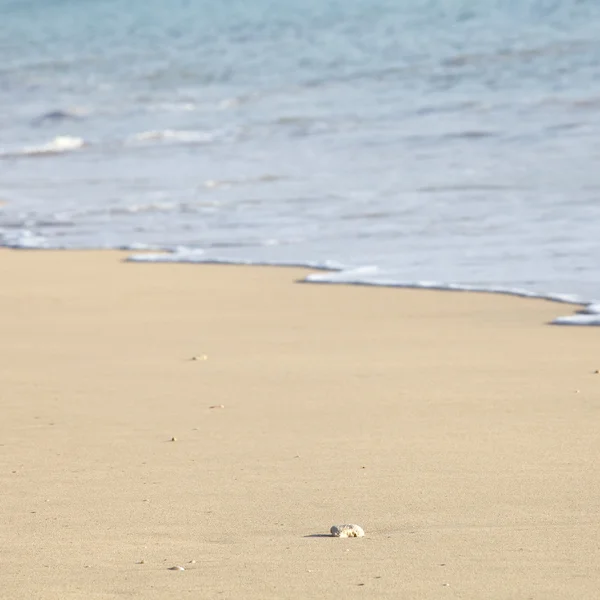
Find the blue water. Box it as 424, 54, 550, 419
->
2, 0, 600, 322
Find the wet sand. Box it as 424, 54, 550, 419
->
1, 250, 599, 599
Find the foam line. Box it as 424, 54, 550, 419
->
126, 251, 594, 326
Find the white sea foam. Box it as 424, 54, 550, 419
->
203, 179, 227, 189
127, 250, 344, 271
119, 242, 166, 251
0, 229, 49, 248
576, 303, 600, 314
553, 303, 600, 325
552, 314, 600, 326
129, 129, 226, 144
304, 270, 584, 304
148, 102, 197, 112
0, 136, 85, 158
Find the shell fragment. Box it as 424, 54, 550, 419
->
330, 524, 365, 538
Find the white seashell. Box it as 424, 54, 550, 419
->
330, 524, 365, 538
168, 565, 185, 571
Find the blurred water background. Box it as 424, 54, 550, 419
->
1, 0, 600, 319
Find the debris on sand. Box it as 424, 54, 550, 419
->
330, 524, 365, 538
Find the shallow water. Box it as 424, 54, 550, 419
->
1, 0, 600, 321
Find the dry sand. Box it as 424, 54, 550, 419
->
1, 249, 599, 599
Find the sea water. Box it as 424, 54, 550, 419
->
1, 0, 600, 323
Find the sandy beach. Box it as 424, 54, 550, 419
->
1, 249, 599, 599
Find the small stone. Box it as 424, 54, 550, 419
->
209, 405, 225, 409
168, 565, 185, 571
170, 437, 177, 442
191, 355, 208, 361
330, 524, 365, 538
594, 370, 599, 374
137, 560, 145, 564
189, 560, 196, 564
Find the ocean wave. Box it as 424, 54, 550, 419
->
0, 229, 50, 248
0, 136, 85, 158
127, 251, 344, 271
440, 130, 497, 140
146, 102, 197, 113
1, 127, 230, 160
108, 202, 177, 215
441, 39, 595, 70
0, 229, 167, 252
128, 128, 232, 145
302, 269, 585, 306
203, 174, 284, 189
31, 107, 90, 126
553, 304, 600, 325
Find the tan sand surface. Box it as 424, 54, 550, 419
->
1, 250, 599, 599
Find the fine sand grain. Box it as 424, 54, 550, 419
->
1, 250, 599, 599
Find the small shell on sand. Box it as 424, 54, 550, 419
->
330, 524, 365, 538
168, 565, 185, 571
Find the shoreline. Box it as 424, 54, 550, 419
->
6, 246, 595, 323
127, 251, 598, 325
127, 250, 594, 313
1, 249, 599, 599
